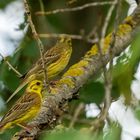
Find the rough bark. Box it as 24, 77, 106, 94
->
12, 4, 140, 140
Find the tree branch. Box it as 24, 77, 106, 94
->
36, 1, 117, 15
24, 0, 48, 87
0, 53, 22, 77
39, 33, 98, 44
89, 0, 118, 131
12, 4, 140, 140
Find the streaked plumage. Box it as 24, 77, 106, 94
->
7, 37, 72, 103
0, 80, 43, 132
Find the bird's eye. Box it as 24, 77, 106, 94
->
36, 82, 41, 85
67, 39, 71, 44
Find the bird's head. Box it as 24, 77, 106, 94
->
27, 80, 43, 93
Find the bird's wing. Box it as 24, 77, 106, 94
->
1, 92, 40, 125
6, 45, 61, 103
27, 45, 62, 75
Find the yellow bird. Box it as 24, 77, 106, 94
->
0, 80, 43, 132
7, 37, 72, 103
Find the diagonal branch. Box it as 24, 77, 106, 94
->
0, 53, 22, 77
24, 0, 48, 86
39, 33, 99, 44
13, 4, 140, 140
36, 1, 117, 15
89, 0, 119, 131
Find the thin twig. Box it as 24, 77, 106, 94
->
90, 0, 119, 131
36, 1, 117, 15
63, 114, 92, 124
0, 53, 22, 77
69, 103, 85, 128
67, 0, 77, 5
39, 33, 98, 44
11, 4, 140, 137
23, 0, 48, 86
86, 14, 103, 46
39, 0, 45, 12
100, 0, 119, 114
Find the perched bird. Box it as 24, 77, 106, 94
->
0, 80, 43, 132
6, 37, 72, 103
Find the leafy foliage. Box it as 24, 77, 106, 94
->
0, 0, 140, 140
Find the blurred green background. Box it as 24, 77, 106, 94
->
1, 0, 140, 140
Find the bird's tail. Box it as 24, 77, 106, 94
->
0, 122, 13, 133
0, 123, 3, 129
6, 79, 29, 103
0, 123, 5, 133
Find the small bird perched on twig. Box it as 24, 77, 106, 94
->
6, 37, 72, 103
0, 80, 43, 133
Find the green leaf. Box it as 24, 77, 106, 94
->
0, 0, 16, 9
112, 32, 140, 104
41, 130, 93, 140
0, 126, 20, 140
79, 81, 104, 104
104, 124, 121, 140
135, 106, 140, 121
